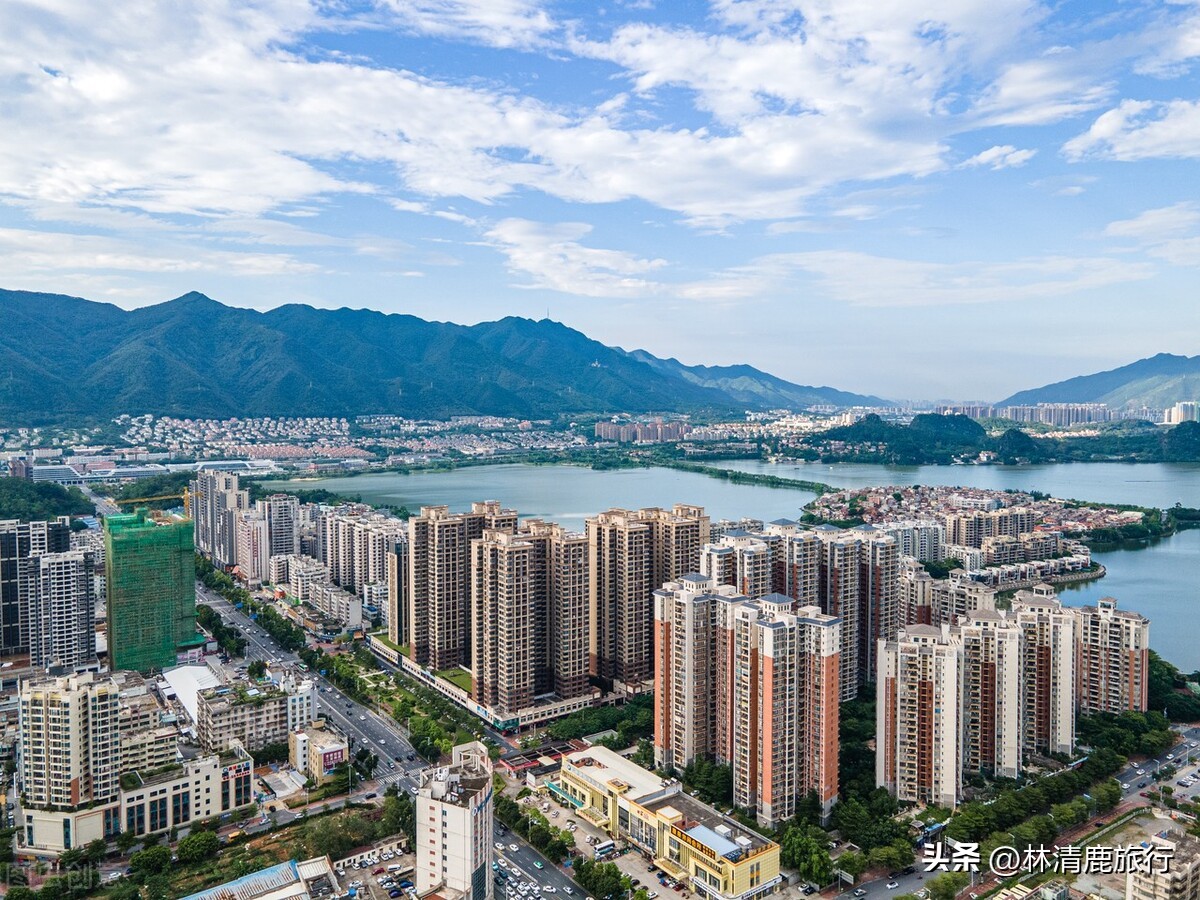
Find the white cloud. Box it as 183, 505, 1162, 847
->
1104, 203, 1200, 266
693, 249, 1154, 307
376, 0, 555, 49
960, 145, 1037, 170
1064, 99, 1200, 160
0, 225, 322, 277
485, 218, 667, 297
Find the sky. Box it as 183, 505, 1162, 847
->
2, 0, 1199, 402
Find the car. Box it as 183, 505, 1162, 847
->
1139, 780, 1149, 788
374, 868, 386, 875
410, 787, 419, 795
564, 889, 574, 896
1137, 768, 1146, 775
916, 891, 930, 899
801, 890, 814, 897
545, 888, 556, 894
889, 872, 901, 879
350, 881, 363, 889
1141, 791, 1153, 798
854, 890, 869, 897
389, 892, 402, 899
1094, 821, 1107, 828
510, 844, 519, 852
903, 866, 916, 876
534, 861, 544, 870
360, 715, 367, 721
1122, 782, 1131, 789
496, 842, 506, 850
887, 883, 900, 891
1168, 753, 1176, 760
1192, 742, 1198, 748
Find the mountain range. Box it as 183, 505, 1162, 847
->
999, 353, 1200, 409
0, 289, 885, 423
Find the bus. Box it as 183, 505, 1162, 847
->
594, 839, 615, 859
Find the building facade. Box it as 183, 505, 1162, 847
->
1074, 598, 1150, 714
415, 741, 493, 900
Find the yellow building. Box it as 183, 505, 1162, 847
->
554, 746, 781, 900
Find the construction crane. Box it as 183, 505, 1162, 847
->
114, 486, 192, 509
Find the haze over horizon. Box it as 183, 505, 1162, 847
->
4, 1, 1200, 399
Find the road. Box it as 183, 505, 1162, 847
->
81, 484, 121, 516
495, 831, 581, 898
197, 584, 420, 779
1114, 724, 1200, 799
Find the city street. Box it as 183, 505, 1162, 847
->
197, 584, 419, 778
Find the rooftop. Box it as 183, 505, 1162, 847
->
563, 745, 674, 804
643, 791, 774, 857
180, 857, 337, 900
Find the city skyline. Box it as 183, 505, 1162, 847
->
3, 1, 1200, 399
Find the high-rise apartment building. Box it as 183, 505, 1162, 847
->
588, 505, 708, 693
318, 509, 407, 596
0, 518, 70, 656
879, 592, 1084, 808
881, 520, 946, 562
1074, 598, 1150, 714
471, 522, 592, 720
104, 509, 202, 674
415, 742, 493, 900
653, 576, 840, 827
189, 471, 249, 568
23, 550, 96, 669
700, 531, 772, 600
1012, 585, 1076, 755
877, 625, 963, 808
257, 493, 301, 557
408, 502, 517, 670
931, 576, 997, 626
234, 510, 269, 587
958, 611, 1023, 780
732, 595, 840, 825
19, 671, 122, 850
386, 538, 409, 648
652, 574, 745, 773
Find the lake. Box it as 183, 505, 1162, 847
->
267, 461, 1200, 668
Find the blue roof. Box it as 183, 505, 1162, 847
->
687, 824, 742, 860
181, 859, 300, 900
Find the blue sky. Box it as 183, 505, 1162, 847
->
2, 0, 1199, 401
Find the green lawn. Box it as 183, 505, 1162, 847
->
437, 668, 474, 693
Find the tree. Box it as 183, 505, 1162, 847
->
84, 837, 108, 867
835, 850, 867, 880
1094, 779, 1122, 813
3, 888, 35, 900
248, 659, 267, 679
130, 845, 172, 876
781, 825, 833, 885
177, 830, 221, 864
115, 829, 138, 854
927, 872, 970, 900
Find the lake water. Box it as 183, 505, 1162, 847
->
267, 461, 1200, 668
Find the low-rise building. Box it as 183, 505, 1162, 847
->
180, 856, 339, 900
555, 745, 781, 900
289, 726, 348, 785
196, 671, 316, 753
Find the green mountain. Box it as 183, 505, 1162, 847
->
1000, 353, 1200, 409
625, 350, 886, 408
0, 289, 880, 423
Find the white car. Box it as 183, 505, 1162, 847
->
510, 844, 519, 852
544, 888, 556, 894
1122, 782, 1131, 789
496, 842, 505, 850
887, 883, 900, 891
1137, 768, 1147, 775
1168, 753, 1176, 760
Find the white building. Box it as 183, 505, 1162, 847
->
23, 549, 97, 669
416, 741, 493, 900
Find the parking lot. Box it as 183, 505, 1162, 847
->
333, 846, 414, 900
